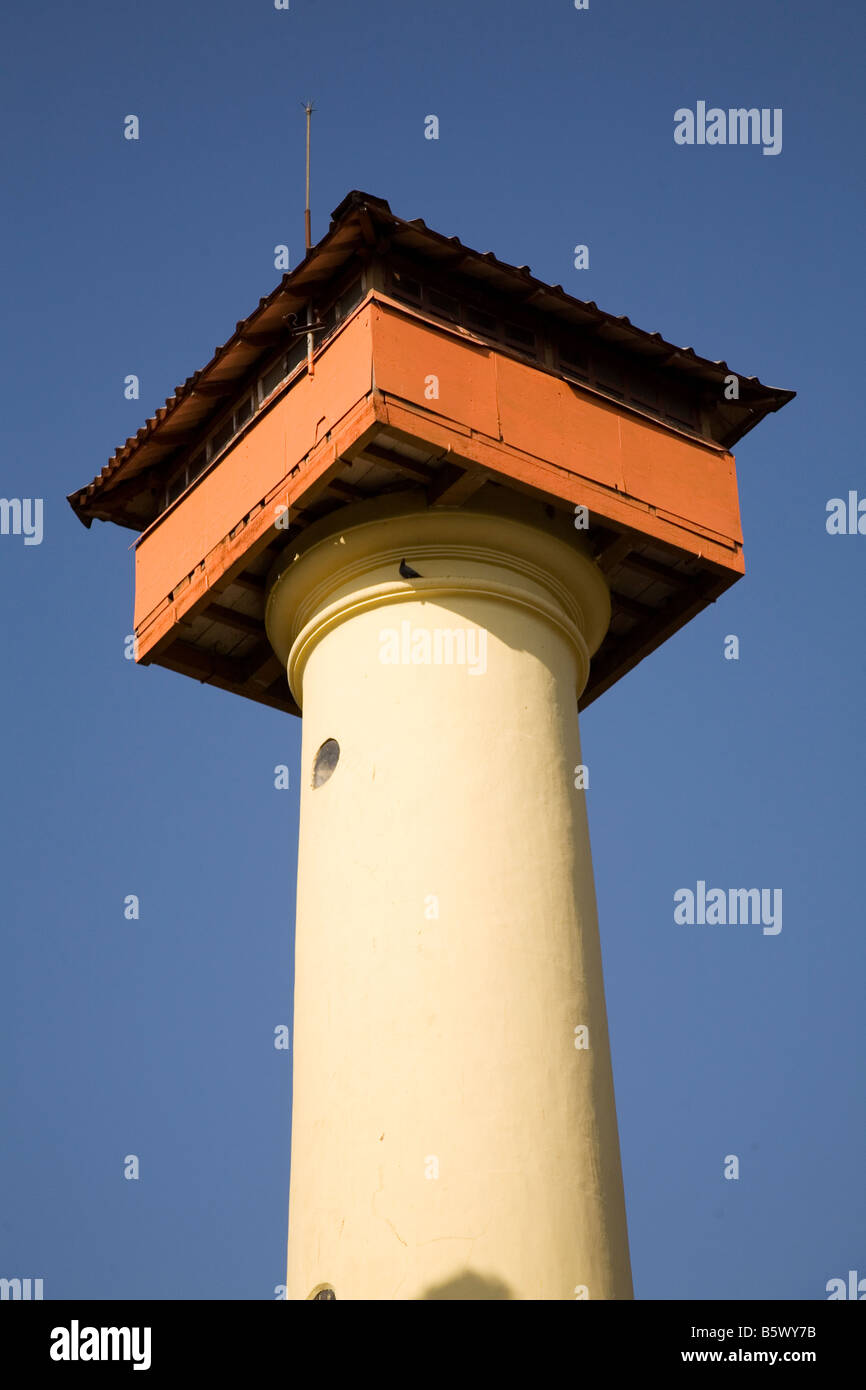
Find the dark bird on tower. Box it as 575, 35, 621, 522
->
399, 558, 422, 579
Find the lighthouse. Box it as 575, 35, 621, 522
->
69, 191, 793, 1299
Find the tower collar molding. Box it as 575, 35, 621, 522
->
265, 491, 611, 706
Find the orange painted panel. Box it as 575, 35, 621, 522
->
495, 354, 626, 493
380, 396, 743, 573
618, 415, 741, 542
371, 304, 501, 438
134, 310, 374, 623
135, 302, 744, 644
495, 353, 741, 544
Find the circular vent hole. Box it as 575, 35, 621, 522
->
312, 738, 340, 788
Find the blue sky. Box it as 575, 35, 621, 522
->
1, 0, 863, 1299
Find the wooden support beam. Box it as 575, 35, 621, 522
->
327, 478, 367, 502
245, 650, 283, 688
265, 674, 293, 700
625, 551, 691, 588
228, 571, 267, 596
427, 462, 488, 507
583, 577, 722, 708
160, 640, 246, 685
206, 603, 262, 638
593, 534, 633, 574
360, 442, 437, 485
609, 590, 656, 624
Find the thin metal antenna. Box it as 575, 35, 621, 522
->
302, 100, 316, 377
303, 100, 315, 252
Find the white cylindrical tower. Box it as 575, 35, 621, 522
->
266, 491, 632, 1300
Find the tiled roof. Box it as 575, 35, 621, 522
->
68, 190, 794, 526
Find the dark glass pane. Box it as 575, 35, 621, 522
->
391, 271, 422, 303
261, 357, 287, 397
465, 304, 497, 335
166, 472, 186, 505
211, 419, 233, 454
338, 281, 363, 318
428, 287, 458, 318
504, 322, 535, 351
287, 337, 307, 373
